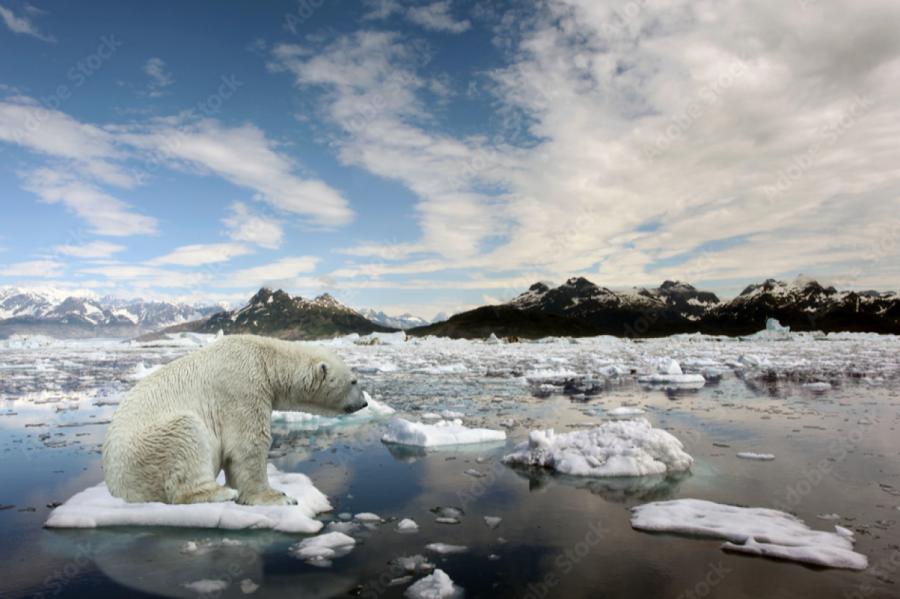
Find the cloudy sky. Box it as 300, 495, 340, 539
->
1, 0, 898, 317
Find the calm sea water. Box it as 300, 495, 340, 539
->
1, 335, 898, 598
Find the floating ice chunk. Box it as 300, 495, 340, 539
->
441, 410, 465, 419
45, 464, 331, 533
802, 382, 832, 392
425, 543, 468, 554
483, 516, 502, 529
289, 531, 355, 564
382, 418, 507, 448
404, 569, 462, 599
657, 358, 683, 375
737, 452, 775, 461
184, 579, 228, 594
766, 318, 790, 334
503, 418, 693, 477
273, 392, 394, 428
738, 354, 772, 369
631, 499, 867, 570
418, 363, 468, 375
392, 554, 435, 574
638, 359, 704, 386
354, 512, 382, 522
638, 372, 705, 386
525, 367, 578, 383
240, 579, 259, 594
131, 362, 164, 380
397, 518, 419, 532
608, 406, 645, 418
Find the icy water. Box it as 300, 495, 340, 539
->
1, 332, 899, 598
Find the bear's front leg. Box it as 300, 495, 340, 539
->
224, 439, 298, 506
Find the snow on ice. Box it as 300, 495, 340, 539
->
382, 418, 507, 448
45, 465, 331, 533
502, 418, 693, 477
289, 531, 356, 565
630, 498, 867, 570
737, 452, 775, 461
404, 569, 462, 599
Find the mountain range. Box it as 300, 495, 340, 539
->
409, 277, 900, 338
4, 276, 898, 341
155, 288, 397, 340
0, 287, 223, 339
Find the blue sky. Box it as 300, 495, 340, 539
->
1, 0, 899, 317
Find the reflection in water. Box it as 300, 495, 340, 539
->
510, 466, 690, 503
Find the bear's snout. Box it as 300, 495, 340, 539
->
343, 387, 368, 413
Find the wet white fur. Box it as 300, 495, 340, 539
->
102, 335, 365, 506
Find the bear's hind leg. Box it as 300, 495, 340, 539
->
153, 413, 238, 505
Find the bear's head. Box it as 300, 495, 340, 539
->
278, 348, 368, 416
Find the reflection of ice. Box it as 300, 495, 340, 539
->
46, 528, 357, 598
513, 467, 690, 503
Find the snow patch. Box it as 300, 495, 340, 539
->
45, 464, 331, 533
382, 418, 507, 448
631, 498, 867, 570
502, 418, 693, 477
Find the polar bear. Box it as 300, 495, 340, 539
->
102, 335, 367, 506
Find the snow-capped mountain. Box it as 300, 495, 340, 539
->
359, 309, 429, 330
0, 287, 222, 338
705, 277, 900, 335
412, 276, 900, 338
165, 288, 397, 340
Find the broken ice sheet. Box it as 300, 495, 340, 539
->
630, 498, 867, 570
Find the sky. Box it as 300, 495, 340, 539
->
1, 0, 899, 318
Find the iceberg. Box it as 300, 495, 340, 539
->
45, 464, 331, 533
289, 531, 355, 565
502, 418, 693, 477
382, 418, 507, 448
404, 569, 462, 599
272, 392, 395, 428
631, 498, 867, 570
637, 358, 705, 386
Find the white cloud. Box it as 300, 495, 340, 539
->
22, 168, 159, 237
0, 259, 65, 278
142, 57, 174, 97
0, 96, 353, 234
0, 4, 55, 42
221, 256, 319, 288
149, 243, 253, 266
362, 0, 471, 34
79, 263, 210, 289
271, 31, 504, 259
119, 119, 353, 227
54, 241, 126, 259
406, 1, 470, 34
0, 96, 135, 187
222, 202, 284, 249
284, 0, 900, 293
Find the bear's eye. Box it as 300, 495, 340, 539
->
351, 380, 358, 385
